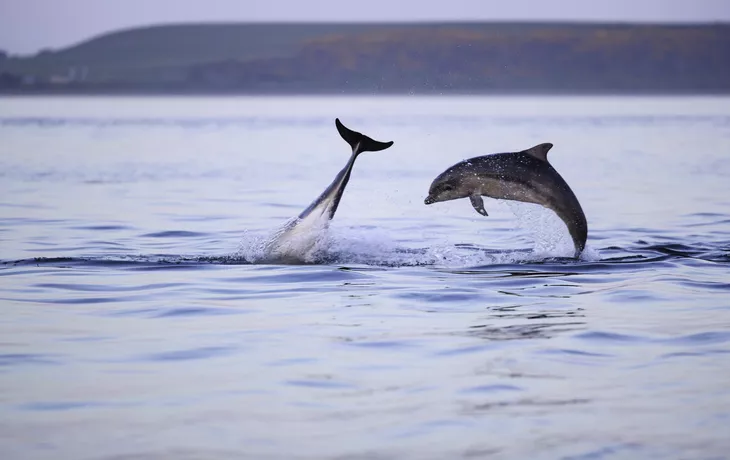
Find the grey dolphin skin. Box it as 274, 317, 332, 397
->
297, 118, 394, 222
424, 143, 587, 257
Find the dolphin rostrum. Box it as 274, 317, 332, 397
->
424, 143, 587, 257
264, 119, 393, 261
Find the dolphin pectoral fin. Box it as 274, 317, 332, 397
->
470, 195, 488, 216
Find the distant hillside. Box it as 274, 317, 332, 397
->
1, 22, 729, 94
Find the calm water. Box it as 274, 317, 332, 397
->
1, 96, 729, 460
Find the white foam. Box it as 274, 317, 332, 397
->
235, 218, 590, 267
579, 245, 602, 262
235, 215, 329, 264
505, 201, 577, 258
235, 195, 592, 266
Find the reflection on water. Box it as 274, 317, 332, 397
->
1, 96, 730, 459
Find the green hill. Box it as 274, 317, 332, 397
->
1, 22, 729, 94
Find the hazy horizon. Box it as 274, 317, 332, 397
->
1, 0, 729, 54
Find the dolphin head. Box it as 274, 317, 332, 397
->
424, 165, 474, 205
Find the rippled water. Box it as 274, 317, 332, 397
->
1, 96, 729, 459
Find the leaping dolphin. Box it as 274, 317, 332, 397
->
424, 143, 587, 257
263, 119, 394, 261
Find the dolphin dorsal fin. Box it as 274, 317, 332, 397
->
523, 143, 554, 162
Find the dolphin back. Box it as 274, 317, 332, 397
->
494, 151, 588, 257
519, 147, 587, 256
336, 118, 394, 155
514, 152, 588, 257
546, 165, 588, 257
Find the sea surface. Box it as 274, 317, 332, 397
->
1, 95, 729, 460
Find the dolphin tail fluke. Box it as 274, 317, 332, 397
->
335, 118, 394, 155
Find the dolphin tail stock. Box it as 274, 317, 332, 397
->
335, 118, 394, 156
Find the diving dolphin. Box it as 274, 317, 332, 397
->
424, 143, 587, 257
264, 119, 393, 260
297, 119, 394, 222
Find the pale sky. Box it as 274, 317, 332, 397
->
1, 0, 729, 54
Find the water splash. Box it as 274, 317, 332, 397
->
236, 213, 334, 264
504, 201, 577, 257
3, 238, 724, 271
233, 215, 590, 267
